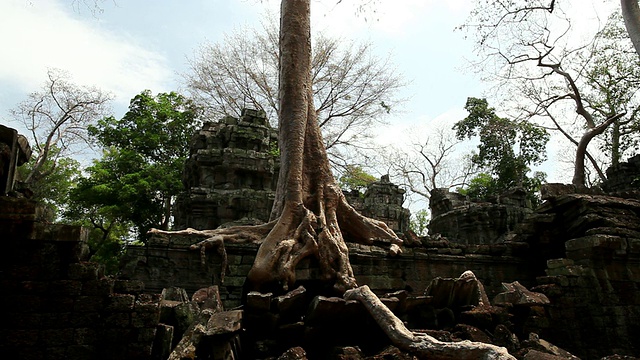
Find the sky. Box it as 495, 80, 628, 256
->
0, 0, 620, 210
0, 0, 480, 133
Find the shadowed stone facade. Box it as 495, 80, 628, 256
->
173, 109, 278, 230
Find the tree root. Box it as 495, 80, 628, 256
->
344, 285, 516, 360
148, 184, 403, 293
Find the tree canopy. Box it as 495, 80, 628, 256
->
182, 14, 405, 170
11, 68, 112, 195
454, 97, 549, 200
75, 90, 201, 241
461, 0, 632, 187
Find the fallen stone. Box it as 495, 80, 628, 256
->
277, 346, 307, 360
204, 309, 243, 336
522, 333, 579, 359
425, 270, 490, 309
493, 282, 550, 307
161, 287, 190, 302
192, 285, 224, 312
493, 324, 520, 354
274, 286, 307, 321
452, 324, 492, 344
305, 296, 347, 325
246, 291, 272, 312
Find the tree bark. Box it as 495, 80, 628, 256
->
344, 285, 516, 360
170, 0, 400, 295
622, 0, 640, 58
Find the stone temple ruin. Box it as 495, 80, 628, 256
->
2, 118, 640, 359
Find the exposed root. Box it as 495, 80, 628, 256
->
344, 285, 516, 360
149, 184, 403, 294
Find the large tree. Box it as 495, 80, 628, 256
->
11, 68, 112, 191
622, 0, 640, 57
155, 1, 514, 358
183, 14, 405, 170
454, 97, 549, 201
80, 90, 201, 239
387, 124, 476, 203
461, 0, 630, 187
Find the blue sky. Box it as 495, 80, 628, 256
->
0, 0, 619, 197
0, 0, 480, 132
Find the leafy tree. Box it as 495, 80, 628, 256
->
460, 1, 629, 187
409, 209, 429, 237
454, 97, 549, 200
583, 13, 640, 168
338, 165, 377, 192
11, 68, 112, 190
16, 146, 81, 220
79, 90, 201, 240
183, 13, 406, 170
155, 1, 515, 358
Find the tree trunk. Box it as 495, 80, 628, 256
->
622, 0, 640, 58
572, 114, 623, 187
166, 0, 400, 295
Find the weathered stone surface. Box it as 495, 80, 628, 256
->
521, 333, 580, 360
173, 109, 278, 230
204, 309, 243, 336
344, 175, 411, 235
425, 270, 490, 309
192, 285, 224, 312
247, 291, 273, 312
274, 286, 307, 321
162, 287, 190, 302
0, 124, 31, 196
493, 281, 550, 307
277, 346, 308, 360
429, 187, 533, 245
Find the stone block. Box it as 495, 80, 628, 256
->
105, 294, 135, 311
547, 258, 574, 269
113, 279, 145, 295
50, 280, 83, 297
40, 328, 75, 346
152, 324, 174, 360
131, 310, 161, 328
66, 344, 95, 359
74, 328, 97, 346
70, 312, 100, 328
82, 278, 114, 296
73, 296, 104, 313
67, 262, 104, 281
204, 309, 243, 335
246, 291, 272, 312
192, 285, 224, 312
102, 312, 131, 328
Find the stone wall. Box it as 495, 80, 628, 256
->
173, 109, 278, 230
515, 191, 640, 359
120, 231, 533, 310
343, 174, 411, 235
429, 187, 533, 244
0, 124, 31, 196
0, 197, 163, 360
602, 154, 640, 193
173, 111, 411, 235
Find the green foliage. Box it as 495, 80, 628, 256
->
16, 147, 81, 221
338, 165, 377, 192
584, 13, 640, 167
409, 209, 429, 237
454, 97, 548, 201
75, 90, 201, 242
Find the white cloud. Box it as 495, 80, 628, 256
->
0, 0, 171, 107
